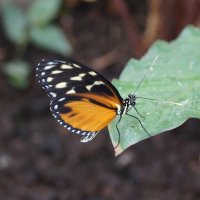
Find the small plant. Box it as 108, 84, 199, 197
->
1, 0, 72, 88
109, 26, 200, 155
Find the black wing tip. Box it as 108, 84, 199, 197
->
37, 59, 66, 68
36, 59, 67, 79
36, 58, 90, 69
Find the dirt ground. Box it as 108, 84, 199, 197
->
0, 1, 200, 200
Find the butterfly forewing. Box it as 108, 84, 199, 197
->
36, 59, 123, 142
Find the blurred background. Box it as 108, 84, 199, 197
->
0, 0, 200, 199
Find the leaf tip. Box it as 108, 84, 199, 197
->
113, 143, 123, 156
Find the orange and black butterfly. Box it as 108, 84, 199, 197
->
36, 59, 150, 145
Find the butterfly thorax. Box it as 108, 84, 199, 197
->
117, 94, 136, 116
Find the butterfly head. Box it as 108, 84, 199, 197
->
127, 94, 136, 106
118, 94, 136, 116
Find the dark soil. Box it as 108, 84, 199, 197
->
0, 1, 200, 200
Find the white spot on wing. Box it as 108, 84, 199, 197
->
96, 81, 104, 84
86, 81, 104, 91
82, 132, 86, 136
51, 70, 63, 74
47, 77, 54, 82
73, 63, 81, 68
61, 64, 73, 69
70, 73, 86, 81
44, 65, 56, 70
47, 61, 56, 65
70, 76, 82, 81
86, 85, 93, 91
66, 89, 76, 94
50, 92, 56, 97
89, 71, 97, 76
79, 73, 86, 77
41, 72, 45, 76
58, 97, 65, 101
55, 82, 67, 88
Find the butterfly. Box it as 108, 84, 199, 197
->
36, 59, 150, 146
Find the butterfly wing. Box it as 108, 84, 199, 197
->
36, 59, 123, 142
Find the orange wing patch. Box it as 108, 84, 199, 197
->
60, 93, 121, 132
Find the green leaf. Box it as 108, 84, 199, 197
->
28, 0, 61, 26
3, 61, 31, 89
30, 25, 72, 56
108, 25, 200, 156
1, 1, 27, 44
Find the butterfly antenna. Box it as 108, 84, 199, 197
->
136, 96, 183, 106
137, 97, 158, 101
133, 55, 159, 95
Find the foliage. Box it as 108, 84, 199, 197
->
1, 0, 72, 88
3, 61, 31, 89
108, 25, 200, 155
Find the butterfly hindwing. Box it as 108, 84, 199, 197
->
36, 59, 123, 142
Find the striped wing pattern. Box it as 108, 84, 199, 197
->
36, 59, 123, 142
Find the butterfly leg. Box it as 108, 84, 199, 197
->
80, 131, 99, 143
114, 115, 123, 149
126, 113, 151, 137
133, 106, 144, 118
